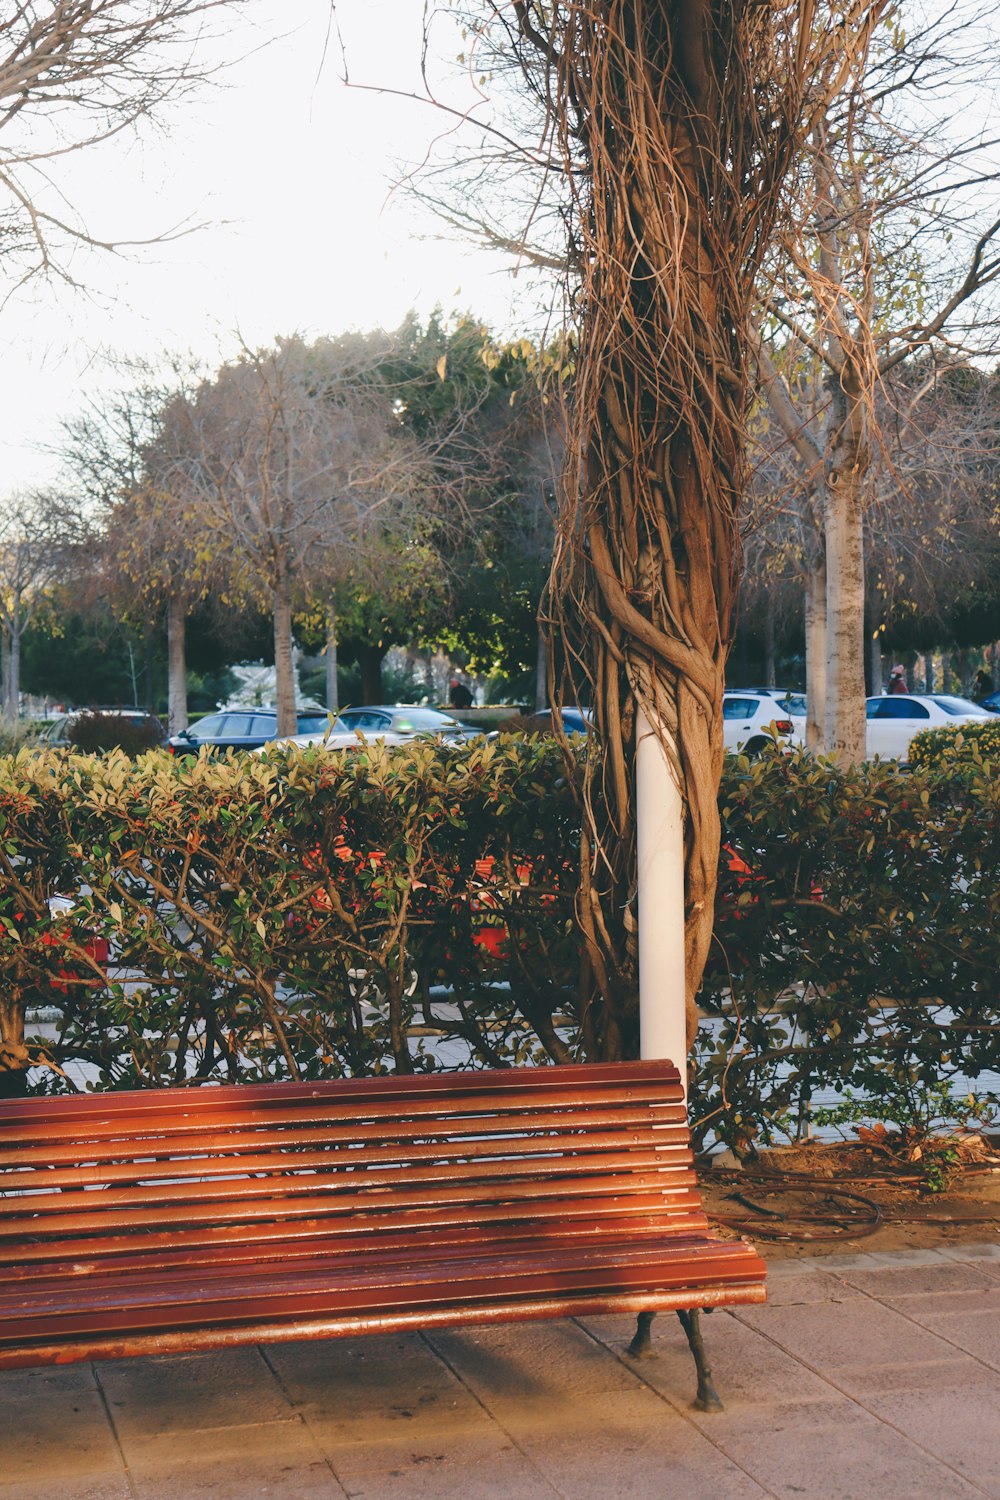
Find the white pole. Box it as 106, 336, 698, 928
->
635, 707, 687, 1095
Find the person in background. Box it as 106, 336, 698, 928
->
448, 678, 473, 710
886, 665, 908, 694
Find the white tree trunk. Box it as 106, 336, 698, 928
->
763, 593, 776, 686
1, 626, 10, 720
635, 709, 687, 1093
166, 595, 188, 735
869, 625, 883, 697
7, 625, 20, 723
325, 606, 338, 715
535, 620, 547, 712
273, 568, 297, 738
823, 467, 867, 763
804, 552, 827, 751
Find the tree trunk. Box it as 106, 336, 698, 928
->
520, 0, 830, 1062
956, 647, 971, 696
939, 651, 951, 693
166, 595, 188, 735
804, 551, 827, 751
1, 625, 9, 719
325, 606, 338, 715
535, 618, 547, 712
0, 989, 29, 1097
8, 625, 20, 724
923, 653, 934, 693
867, 614, 882, 696
824, 436, 868, 764
272, 565, 297, 738
763, 593, 776, 686
358, 645, 383, 705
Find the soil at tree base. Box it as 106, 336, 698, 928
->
699, 1136, 1000, 1261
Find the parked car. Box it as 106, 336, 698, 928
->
865, 694, 993, 759
263, 704, 478, 754
330, 706, 476, 742
723, 692, 801, 754
979, 688, 1000, 714
511, 708, 593, 735
167, 707, 334, 755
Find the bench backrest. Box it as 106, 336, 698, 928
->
0, 1061, 705, 1278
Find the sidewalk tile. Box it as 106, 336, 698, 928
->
2, 1479, 131, 1500
425, 1321, 642, 1400
98, 1348, 290, 1437
836, 1262, 998, 1298
2, 1380, 123, 1485
265, 1332, 480, 1433
909, 1311, 1000, 1370
123, 1417, 344, 1500
326, 1432, 559, 1500
831, 1356, 1000, 1398
874, 1288, 1000, 1319
736, 1294, 961, 1369
755, 1270, 860, 1307
482, 1388, 773, 1499
694, 1398, 985, 1500
938, 1241, 1000, 1265
856, 1384, 1000, 1492
578, 1309, 838, 1406
858, 1248, 954, 1269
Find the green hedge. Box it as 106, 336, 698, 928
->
696, 750, 999, 1152
0, 738, 580, 1093
908, 718, 1000, 771
1, 740, 997, 1158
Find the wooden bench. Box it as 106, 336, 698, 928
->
0, 1060, 766, 1409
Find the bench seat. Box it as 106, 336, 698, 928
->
0, 1061, 766, 1386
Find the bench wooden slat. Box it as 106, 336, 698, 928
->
1, 1194, 711, 1274
0, 1060, 682, 1125
0, 1168, 702, 1244
1, 1215, 697, 1287
2, 1241, 759, 1343
0, 1122, 689, 1188
0, 1103, 687, 1168
0, 1068, 683, 1139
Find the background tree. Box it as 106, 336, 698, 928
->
755, 1, 1000, 759
152, 335, 442, 735
0, 491, 85, 717
0, 0, 248, 291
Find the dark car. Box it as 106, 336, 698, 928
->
980, 689, 1000, 714
167, 707, 334, 755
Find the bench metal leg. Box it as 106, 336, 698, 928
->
677, 1308, 723, 1412
626, 1310, 656, 1359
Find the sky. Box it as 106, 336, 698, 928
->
0, 1, 541, 495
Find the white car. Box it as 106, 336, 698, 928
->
723, 691, 804, 754
260, 705, 472, 754
865, 694, 992, 759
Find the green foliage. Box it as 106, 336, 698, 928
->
908, 719, 1000, 771
813, 1083, 996, 1193
0, 738, 581, 1092
694, 747, 1000, 1155
0, 741, 997, 1168
68, 712, 165, 756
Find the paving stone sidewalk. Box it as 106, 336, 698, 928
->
3, 1241, 999, 1500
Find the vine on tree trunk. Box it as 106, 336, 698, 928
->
514, 0, 882, 1055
